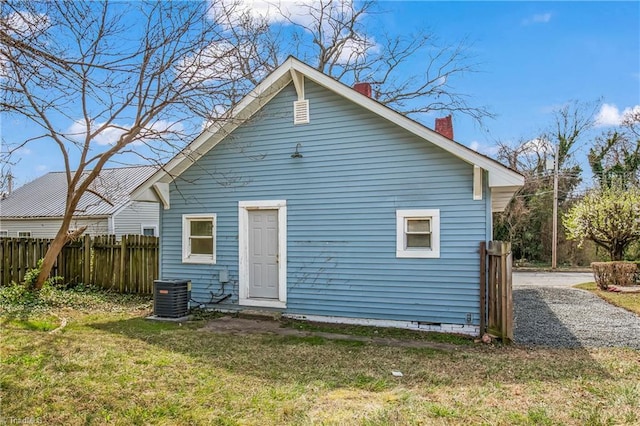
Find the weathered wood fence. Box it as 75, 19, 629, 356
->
0, 235, 159, 294
480, 241, 514, 342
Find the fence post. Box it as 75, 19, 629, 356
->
119, 235, 126, 293
504, 242, 513, 341
479, 241, 486, 336
83, 235, 91, 284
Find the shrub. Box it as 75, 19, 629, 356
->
591, 262, 638, 290
22, 259, 63, 290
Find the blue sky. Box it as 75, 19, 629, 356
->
386, 1, 639, 155
3, 1, 639, 187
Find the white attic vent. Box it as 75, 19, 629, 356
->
473, 165, 483, 200
293, 100, 309, 125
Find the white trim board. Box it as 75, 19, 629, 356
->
238, 200, 287, 309
396, 209, 440, 258
182, 213, 217, 264
283, 314, 480, 337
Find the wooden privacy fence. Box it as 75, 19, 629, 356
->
480, 241, 514, 343
0, 236, 85, 286
0, 235, 159, 294
92, 235, 159, 294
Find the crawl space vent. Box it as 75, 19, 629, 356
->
293, 100, 309, 124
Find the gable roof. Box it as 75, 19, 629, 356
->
132, 57, 523, 211
0, 165, 158, 219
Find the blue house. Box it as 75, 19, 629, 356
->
133, 57, 523, 335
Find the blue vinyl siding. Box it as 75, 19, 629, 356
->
160, 80, 489, 326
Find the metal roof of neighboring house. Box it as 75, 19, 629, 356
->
0, 165, 158, 218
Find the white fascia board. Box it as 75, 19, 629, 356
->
131, 57, 523, 199
130, 59, 296, 200
287, 60, 524, 189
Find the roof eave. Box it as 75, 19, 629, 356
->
131, 56, 524, 200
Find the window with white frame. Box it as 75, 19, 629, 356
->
182, 214, 216, 264
0, 230, 8, 237
142, 226, 156, 237
396, 209, 440, 258
17, 231, 31, 237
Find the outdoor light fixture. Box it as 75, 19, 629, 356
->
291, 143, 303, 158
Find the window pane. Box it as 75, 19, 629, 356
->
191, 237, 213, 255
407, 234, 431, 248
407, 219, 430, 233
143, 228, 155, 236
190, 220, 212, 236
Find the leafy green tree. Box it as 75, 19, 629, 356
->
564, 184, 640, 261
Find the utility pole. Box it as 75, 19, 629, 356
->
552, 144, 559, 270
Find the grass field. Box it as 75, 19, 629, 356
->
2, 291, 640, 426
575, 282, 640, 316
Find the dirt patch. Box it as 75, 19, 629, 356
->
200, 316, 291, 334
199, 316, 462, 351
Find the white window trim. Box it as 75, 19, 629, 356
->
17, 231, 31, 238
238, 200, 287, 309
396, 209, 440, 258
182, 214, 216, 264
141, 225, 158, 236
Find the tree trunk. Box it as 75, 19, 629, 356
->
611, 243, 625, 261
33, 207, 78, 290
34, 231, 69, 290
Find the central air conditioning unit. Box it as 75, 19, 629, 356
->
153, 279, 191, 318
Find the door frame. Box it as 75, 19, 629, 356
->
238, 200, 287, 308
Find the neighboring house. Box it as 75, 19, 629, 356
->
0, 166, 160, 239
133, 57, 524, 334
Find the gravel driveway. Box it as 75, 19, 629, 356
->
513, 272, 640, 349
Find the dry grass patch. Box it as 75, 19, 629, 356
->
2, 306, 640, 425
575, 282, 640, 315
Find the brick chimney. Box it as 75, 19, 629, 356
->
435, 115, 454, 140
353, 82, 372, 98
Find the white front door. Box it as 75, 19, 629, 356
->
248, 209, 279, 299
239, 200, 287, 308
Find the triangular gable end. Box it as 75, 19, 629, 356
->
131, 57, 523, 211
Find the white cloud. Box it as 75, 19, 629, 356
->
469, 140, 499, 156
331, 35, 380, 64
177, 41, 248, 83
209, 0, 323, 28
67, 120, 126, 145
0, 11, 50, 79
36, 164, 48, 172
4, 11, 50, 36
522, 12, 552, 26
66, 119, 184, 146
533, 13, 552, 23
205, 0, 381, 69
595, 103, 640, 127
521, 137, 553, 155
15, 147, 32, 156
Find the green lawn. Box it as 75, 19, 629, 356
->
2, 288, 640, 425
575, 282, 640, 316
